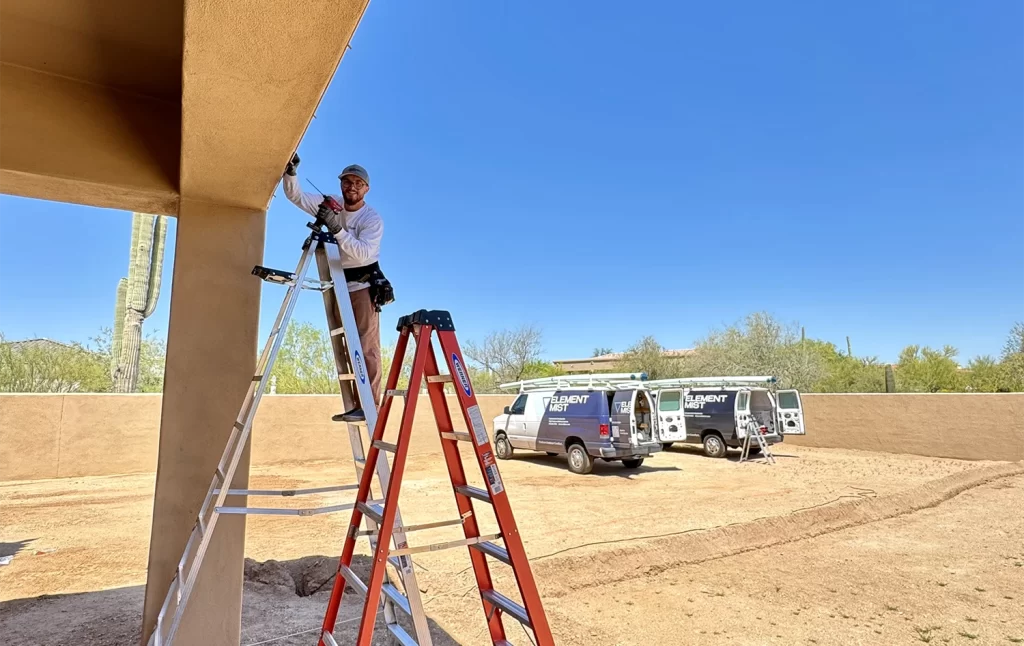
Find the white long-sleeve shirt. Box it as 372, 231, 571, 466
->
282, 173, 383, 292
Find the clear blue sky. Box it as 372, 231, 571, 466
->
1, 1, 1022, 364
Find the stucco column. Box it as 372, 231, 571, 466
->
141, 200, 266, 645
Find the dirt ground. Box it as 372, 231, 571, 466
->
2, 444, 1023, 645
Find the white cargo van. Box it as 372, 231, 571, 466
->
492, 373, 662, 474
643, 376, 806, 458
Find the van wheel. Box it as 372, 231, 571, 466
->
494, 434, 513, 460
702, 433, 727, 458
566, 443, 593, 475
622, 458, 644, 469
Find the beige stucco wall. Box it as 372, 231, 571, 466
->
0, 394, 513, 482
3, 393, 1023, 482
791, 393, 1024, 461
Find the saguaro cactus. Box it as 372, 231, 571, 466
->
885, 364, 896, 393
112, 213, 167, 392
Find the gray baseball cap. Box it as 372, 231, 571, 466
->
339, 164, 369, 185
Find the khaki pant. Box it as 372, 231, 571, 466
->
349, 287, 381, 407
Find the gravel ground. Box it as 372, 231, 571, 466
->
1, 445, 1021, 645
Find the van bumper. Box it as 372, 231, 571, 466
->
597, 443, 661, 459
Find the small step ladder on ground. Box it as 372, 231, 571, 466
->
317, 309, 554, 646
146, 218, 431, 645
740, 418, 776, 464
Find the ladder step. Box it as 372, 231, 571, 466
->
390, 532, 502, 557
321, 631, 340, 646
385, 622, 418, 646
330, 326, 345, 337
481, 589, 532, 628
426, 374, 453, 383
251, 265, 295, 284
213, 484, 358, 497
441, 431, 472, 442
372, 440, 398, 452
337, 373, 356, 381
455, 485, 491, 503
215, 502, 355, 516
339, 564, 367, 596
381, 582, 412, 616
385, 389, 407, 398
355, 513, 471, 537
357, 501, 385, 524
470, 540, 511, 565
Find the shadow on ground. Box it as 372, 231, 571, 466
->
510, 452, 681, 478
0, 555, 460, 646
1, 538, 36, 558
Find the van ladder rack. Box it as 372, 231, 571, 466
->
640, 376, 778, 389
499, 372, 648, 392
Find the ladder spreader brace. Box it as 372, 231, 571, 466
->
146, 222, 432, 646
318, 309, 555, 646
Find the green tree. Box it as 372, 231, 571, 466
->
894, 344, 963, 392
999, 321, 1024, 391
463, 324, 544, 385
805, 340, 886, 393
616, 335, 681, 380
681, 312, 824, 390
964, 355, 1006, 392
0, 334, 111, 393
267, 322, 335, 393
592, 347, 614, 357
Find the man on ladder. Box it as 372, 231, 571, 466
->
282, 153, 392, 421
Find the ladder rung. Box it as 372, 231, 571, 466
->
251, 375, 263, 382
381, 582, 412, 616
441, 431, 472, 442
330, 327, 345, 337
427, 374, 453, 383
321, 631, 340, 646
337, 373, 356, 381
213, 484, 358, 497
455, 485, 491, 503
385, 622, 417, 646
215, 502, 355, 516
385, 389, 407, 398
355, 513, 471, 537
357, 501, 384, 524
482, 589, 532, 628
372, 440, 398, 452
339, 564, 367, 596
470, 540, 511, 565
390, 532, 502, 557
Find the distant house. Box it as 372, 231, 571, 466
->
552, 349, 695, 374
6, 338, 79, 353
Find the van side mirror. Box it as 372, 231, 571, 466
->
503, 406, 510, 414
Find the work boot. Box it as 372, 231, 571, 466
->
332, 408, 365, 422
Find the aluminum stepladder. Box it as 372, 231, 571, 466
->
318, 309, 555, 646
147, 220, 431, 646
740, 418, 776, 464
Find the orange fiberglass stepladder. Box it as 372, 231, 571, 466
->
317, 309, 555, 646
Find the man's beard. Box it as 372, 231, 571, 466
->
343, 193, 360, 205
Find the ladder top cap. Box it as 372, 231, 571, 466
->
397, 309, 455, 332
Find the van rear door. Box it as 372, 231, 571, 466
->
776, 390, 806, 434
656, 389, 687, 442
734, 390, 751, 439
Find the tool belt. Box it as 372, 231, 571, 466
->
343, 261, 395, 312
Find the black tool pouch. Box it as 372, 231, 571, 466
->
344, 261, 395, 313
